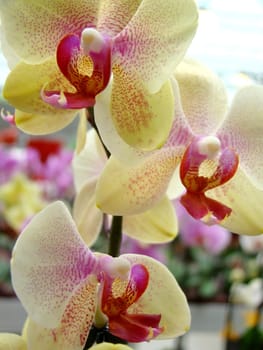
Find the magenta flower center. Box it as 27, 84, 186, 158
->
179, 136, 239, 221
41, 28, 112, 109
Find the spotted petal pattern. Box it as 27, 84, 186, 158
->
96, 150, 181, 215
113, 0, 198, 93
11, 201, 98, 328
0, 0, 99, 63
218, 85, 263, 190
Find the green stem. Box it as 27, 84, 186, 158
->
87, 107, 123, 257
108, 216, 123, 257
87, 107, 110, 157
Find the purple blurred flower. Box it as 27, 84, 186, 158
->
121, 235, 167, 264
0, 146, 24, 184
175, 200, 231, 255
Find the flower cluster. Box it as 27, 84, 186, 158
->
0, 1, 263, 350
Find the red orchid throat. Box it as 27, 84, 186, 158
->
180, 136, 239, 222
100, 263, 163, 342
41, 28, 112, 109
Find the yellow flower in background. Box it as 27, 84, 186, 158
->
0, 174, 46, 232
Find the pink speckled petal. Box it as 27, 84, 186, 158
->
97, 0, 141, 37
174, 60, 228, 135
11, 201, 98, 328
218, 85, 263, 190
110, 70, 175, 150
96, 150, 180, 215
0, 0, 99, 63
95, 83, 152, 164
3, 59, 78, 134
123, 196, 178, 243
112, 0, 198, 93
122, 254, 191, 338
73, 180, 103, 246
207, 167, 263, 235
26, 276, 97, 350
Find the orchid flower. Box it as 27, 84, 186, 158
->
0, 174, 46, 232
73, 128, 177, 246
95, 60, 263, 235
0, 0, 198, 151
11, 201, 190, 349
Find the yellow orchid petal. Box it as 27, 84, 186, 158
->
110, 70, 175, 150
123, 196, 178, 243
174, 59, 228, 135
0, 1, 99, 63
113, 0, 198, 93
73, 180, 103, 246
96, 150, 180, 215
11, 201, 97, 329
95, 83, 146, 165
75, 109, 88, 155
0, 333, 27, 350
26, 277, 97, 350
89, 343, 133, 350
123, 254, 191, 338
218, 85, 263, 190
3, 59, 77, 134
73, 128, 107, 192
207, 167, 263, 235
97, 0, 141, 37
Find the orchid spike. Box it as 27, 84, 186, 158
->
11, 201, 190, 349
0, 0, 198, 150
95, 60, 263, 235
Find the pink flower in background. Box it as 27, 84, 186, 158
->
25, 139, 74, 200
121, 236, 167, 264
175, 201, 231, 255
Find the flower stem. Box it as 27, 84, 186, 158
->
108, 216, 123, 257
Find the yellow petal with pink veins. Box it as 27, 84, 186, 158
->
97, 0, 142, 37
207, 167, 263, 235
3, 59, 78, 134
218, 85, 263, 190
26, 277, 97, 350
122, 254, 191, 338
174, 59, 228, 135
73, 180, 103, 246
110, 68, 174, 150
96, 150, 180, 216
11, 202, 98, 328
113, 0, 198, 93
0, 0, 99, 63
123, 196, 178, 243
